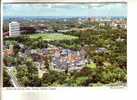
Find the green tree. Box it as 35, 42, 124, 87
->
3, 67, 13, 87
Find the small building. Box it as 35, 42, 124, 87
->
99, 23, 105, 27
96, 48, 108, 53
20, 26, 36, 34
3, 32, 9, 37
4, 49, 15, 56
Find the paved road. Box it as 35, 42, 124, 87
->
7, 67, 21, 87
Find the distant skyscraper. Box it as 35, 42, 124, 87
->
9, 21, 20, 37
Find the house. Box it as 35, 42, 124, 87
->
3, 32, 9, 37
51, 49, 86, 71
4, 49, 15, 56
99, 23, 105, 27
96, 48, 108, 53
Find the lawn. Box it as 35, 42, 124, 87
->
86, 63, 97, 69
29, 33, 78, 41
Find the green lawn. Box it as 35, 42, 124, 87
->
86, 63, 97, 69
29, 33, 78, 41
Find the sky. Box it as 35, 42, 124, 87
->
3, 3, 127, 17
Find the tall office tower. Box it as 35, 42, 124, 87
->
9, 21, 20, 37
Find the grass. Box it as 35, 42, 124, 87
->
29, 33, 78, 41
86, 63, 97, 69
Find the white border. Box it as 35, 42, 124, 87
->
1, 1, 4, 100
3, 0, 127, 3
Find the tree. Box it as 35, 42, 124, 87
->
13, 44, 21, 55
41, 71, 67, 86
16, 65, 29, 86
3, 67, 13, 87
16, 61, 39, 86
44, 55, 50, 70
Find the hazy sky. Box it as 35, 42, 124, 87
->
3, 3, 127, 17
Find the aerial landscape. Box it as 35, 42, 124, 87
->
3, 3, 127, 87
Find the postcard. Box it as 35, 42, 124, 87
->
1, 0, 129, 100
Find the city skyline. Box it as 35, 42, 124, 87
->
3, 3, 127, 17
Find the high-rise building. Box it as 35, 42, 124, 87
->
9, 21, 20, 37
